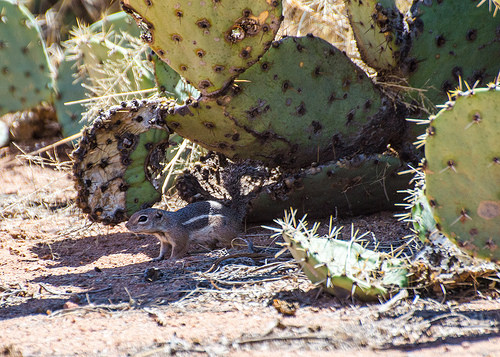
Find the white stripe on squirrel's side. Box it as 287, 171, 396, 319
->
182, 214, 224, 226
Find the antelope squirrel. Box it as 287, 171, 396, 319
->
126, 160, 268, 261
126, 200, 244, 261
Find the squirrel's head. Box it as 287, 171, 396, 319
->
126, 208, 166, 233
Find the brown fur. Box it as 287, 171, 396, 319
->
126, 201, 242, 261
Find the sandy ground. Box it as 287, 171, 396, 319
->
0, 142, 499, 357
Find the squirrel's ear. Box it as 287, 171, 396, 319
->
155, 211, 163, 219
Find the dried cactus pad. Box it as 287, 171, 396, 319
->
424, 85, 500, 261
0, 1, 53, 115
72, 99, 170, 224
121, 0, 282, 95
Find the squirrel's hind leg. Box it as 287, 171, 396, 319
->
169, 238, 189, 260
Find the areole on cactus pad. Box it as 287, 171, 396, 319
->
72, 99, 171, 224
423, 83, 500, 261
121, 0, 283, 95
159, 36, 405, 168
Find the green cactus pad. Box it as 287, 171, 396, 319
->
57, 14, 156, 137
89, 11, 142, 37
345, 0, 405, 72
151, 52, 200, 102
404, 0, 500, 107
72, 99, 170, 224
53, 53, 89, 137
399, 171, 439, 243
161, 36, 404, 168
121, 0, 282, 95
424, 85, 500, 260
410, 187, 438, 243
69, 34, 155, 93
269, 210, 408, 301
247, 154, 410, 222
0, 1, 53, 115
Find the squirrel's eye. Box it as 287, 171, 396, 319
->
138, 216, 148, 223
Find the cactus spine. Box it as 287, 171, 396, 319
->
422, 83, 500, 261
267, 209, 408, 301
72, 99, 170, 224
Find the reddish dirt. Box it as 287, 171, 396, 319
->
0, 143, 499, 357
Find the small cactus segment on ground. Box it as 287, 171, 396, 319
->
162, 36, 404, 168
424, 85, 500, 261
268, 210, 408, 301
404, 0, 500, 107
121, 0, 282, 95
247, 154, 409, 222
345, 0, 405, 72
0, 1, 53, 116
72, 99, 170, 224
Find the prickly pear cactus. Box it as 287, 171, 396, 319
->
345, 0, 406, 72
56, 12, 156, 137
151, 52, 200, 103
66, 30, 155, 97
53, 53, 89, 137
396, 167, 439, 243
88, 10, 141, 36
423, 84, 500, 261
72, 99, 170, 224
268, 210, 408, 301
121, 0, 283, 95
71, 30, 411, 222
478, 0, 500, 17
247, 154, 409, 222
345, 0, 500, 109
403, 0, 500, 106
160, 36, 404, 168
0, 0, 53, 116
